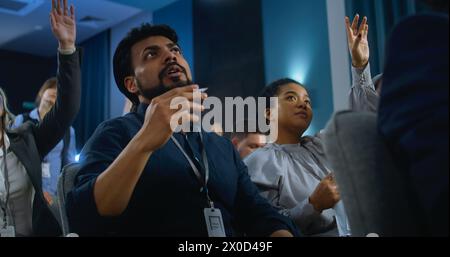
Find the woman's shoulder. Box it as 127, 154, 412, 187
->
300, 133, 325, 154
244, 143, 293, 169
243, 144, 286, 185
246, 143, 280, 159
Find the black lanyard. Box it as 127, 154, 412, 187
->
171, 133, 214, 208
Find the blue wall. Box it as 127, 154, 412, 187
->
192, 0, 265, 99
109, 11, 153, 118
262, 0, 334, 135
154, 0, 194, 77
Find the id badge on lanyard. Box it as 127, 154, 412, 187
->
171, 133, 226, 237
204, 207, 226, 237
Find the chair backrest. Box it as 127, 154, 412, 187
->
323, 111, 421, 236
57, 162, 82, 236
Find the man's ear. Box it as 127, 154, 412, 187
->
265, 108, 272, 121
231, 137, 240, 147
124, 76, 139, 94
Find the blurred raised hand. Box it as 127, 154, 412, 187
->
345, 14, 370, 68
50, 0, 76, 50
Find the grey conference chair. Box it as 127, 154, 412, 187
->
57, 163, 82, 236
323, 111, 421, 236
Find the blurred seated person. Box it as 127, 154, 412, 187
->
12, 78, 77, 205
231, 120, 266, 159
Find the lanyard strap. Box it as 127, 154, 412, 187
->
171, 133, 214, 208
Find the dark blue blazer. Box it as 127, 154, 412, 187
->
378, 14, 449, 236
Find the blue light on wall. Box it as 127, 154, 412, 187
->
154, 0, 194, 77
262, 0, 334, 135
288, 59, 311, 85
304, 125, 316, 137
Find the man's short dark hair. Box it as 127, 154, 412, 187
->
113, 24, 179, 108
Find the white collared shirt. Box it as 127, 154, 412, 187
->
0, 133, 34, 236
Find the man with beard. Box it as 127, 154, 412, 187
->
66, 24, 298, 237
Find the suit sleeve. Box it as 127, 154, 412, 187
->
34, 50, 81, 159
